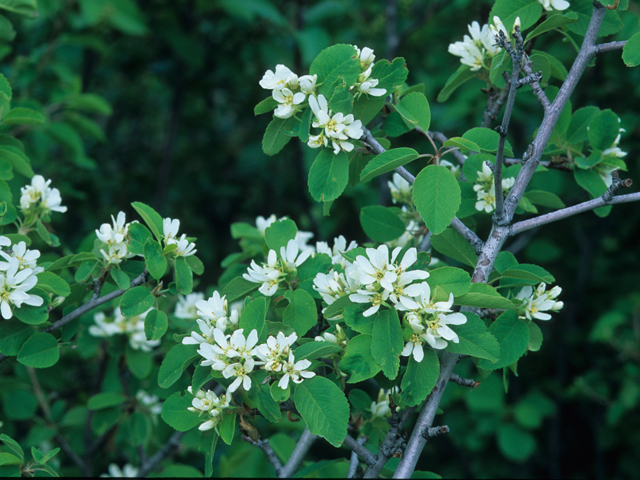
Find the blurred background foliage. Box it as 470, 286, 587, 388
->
0, 0, 639, 477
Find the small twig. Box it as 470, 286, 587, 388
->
279, 427, 318, 478
422, 425, 449, 439
136, 431, 185, 478
242, 437, 283, 475
481, 76, 511, 128
428, 130, 467, 165
449, 373, 480, 388
348, 436, 369, 478
344, 435, 377, 468
595, 40, 627, 54
450, 218, 483, 255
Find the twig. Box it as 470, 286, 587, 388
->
422, 425, 449, 439
242, 437, 283, 475
521, 54, 550, 110
449, 373, 480, 388
348, 436, 368, 478
279, 427, 318, 478
595, 40, 626, 54
481, 76, 511, 128
428, 130, 468, 165
450, 218, 483, 255
344, 435, 377, 468
136, 431, 185, 478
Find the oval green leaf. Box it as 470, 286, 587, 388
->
413, 165, 461, 235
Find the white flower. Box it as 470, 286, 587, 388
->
259, 64, 298, 91
243, 250, 282, 296
136, 390, 162, 415
100, 463, 138, 478
280, 238, 312, 271
448, 36, 486, 71
440, 160, 461, 179
163, 217, 180, 243
354, 45, 376, 69
350, 245, 398, 287
256, 214, 278, 234
89, 311, 122, 337
129, 330, 160, 352
515, 283, 563, 321
187, 387, 231, 431
422, 312, 467, 349
315, 235, 358, 267
388, 173, 412, 204
173, 233, 197, 257
299, 74, 317, 94
174, 292, 205, 320
0, 258, 43, 319
358, 78, 386, 97
0, 241, 42, 273
307, 133, 328, 149
100, 243, 129, 264
273, 87, 306, 119
475, 183, 497, 213
383, 248, 430, 308
538, 0, 570, 11
401, 321, 427, 362
277, 351, 315, 389
350, 288, 390, 317
96, 211, 128, 245
20, 175, 67, 214
182, 319, 217, 346
370, 388, 392, 417
195, 291, 229, 326
295, 230, 315, 255
255, 331, 298, 372
489, 16, 510, 41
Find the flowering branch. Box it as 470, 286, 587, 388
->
279, 427, 318, 478
242, 437, 283, 475
348, 436, 369, 478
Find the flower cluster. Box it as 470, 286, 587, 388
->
388, 173, 413, 205
174, 291, 205, 320
594, 122, 627, 187
370, 387, 400, 418
259, 64, 317, 119
243, 239, 312, 296
448, 17, 512, 71
254, 214, 316, 255
163, 218, 197, 257
515, 283, 563, 321
135, 390, 162, 416
96, 211, 136, 264
20, 175, 67, 216
181, 291, 240, 346
315, 235, 359, 268
307, 94, 364, 154
100, 463, 138, 478
350, 46, 386, 98
314, 245, 429, 317
315, 323, 349, 348
398, 282, 467, 359
474, 161, 515, 213
88, 307, 161, 352
538, 0, 570, 11
0, 236, 43, 319
187, 386, 232, 431
255, 331, 315, 389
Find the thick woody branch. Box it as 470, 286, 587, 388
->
279, 427, 318, 478
348, 436, 368, 478
242, 437, 283, 475
344, 435, 376, 469
449, 373, 480, 388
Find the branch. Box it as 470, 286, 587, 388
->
481, 75, 511, 128
242, 437, 283, 475
422, 425, 449, 439
279, 427, 318, 478
595, 40, 626, 54
392, 351, 461, 479
521, 55, 550, 110
136, 431, 184, 478
0, 269, 150, 366
449, 373, 480, 388
428, 130, 469, 165
344, 434, 377, 468
348, 436, 369, 478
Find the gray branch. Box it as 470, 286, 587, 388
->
136, 431, 184, 478
242, 437, 283, 475
344, 434, 377, 468
449, 373, 480, 388
595, 40, 626, 54
347, 436, 369, 478
279, 427, 318, 478
521, 55, 550, 110
422, 425, 449, 439
481, 75, 511, 128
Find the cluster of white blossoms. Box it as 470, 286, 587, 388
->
254, 214, 316, 254
314, 245, 430, 317
351, 46, 386, 98
307, 94, 364, 155
388, 173, 413, 205
89, 307, 160, 352
370, 387, 400, 418
538, 0, 570, 11
174, 291, 205, 320
515, 283, 563, 321
100, 463, 138, 478
315, 323, 349, 348
399, 282, 467, 359
181, 291, 240, 346
96, 211, 137, 265
0, 236, 44, 319
474, 161, 516, 213
243, 238, 312, 296
448, 17, 511, 71
259, 64, 317, 119
594, 123, 627, 187
135, 390, 162, 416
187, 386, 232, 431
254, 331, 315, 389
163, 217, 197, 257
19, 175, 67, 216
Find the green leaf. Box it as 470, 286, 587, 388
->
231, 222, 262, 240
575, 149, 603, 169
310, 44, 360, 98
120, 285, 154, 317
144, 239, 167, 280
400, 349, 439, 406
35, 272, 70, 297
35, 219, 56, 246
0, 145, 33, 178
371, 309, 403, 380
265, 218, 297, 252
175, 257, 193, 295
293, 341, 342, 361
394, 92, 430, 132
262, 116, 297, 156
0, 453, 22, 466
16, 332, 59, 368
588, 109, 619, 151
382, 110, 413, 137
2, 107, 44, 125
327, 83, 353, 114
454, 283, 516, 310
622, 31, 640, 67
430, 228, 477, 268
370, 57, 409, 93
494, 251, 518, 274
351, 94, 386, 127
110, 268, 131, 290
270, 381, 290, 402
198, 430, 218, 478
462, 128, 513, 156
161, 391, 201, 431
294, 376, 350, 447
490, 0, 542, 31
192, 364, 212, 392
437, 65, 476, 102
427, 267, 471, 296
144, 309, 168, 341
413, 165, 461, 235
531, 50, 567, 81
0, 320, 32, 356
239, 297, 267, 340
64, 93, 112, 115
574, 168, 607, 198
343, 303, 373, 335
445, 313, 500, 361
283, 289, 317, 336
219, 413, 236, 446
254, 96, 278, 115
500, 264, 555, 284
359, 148, 419, 183
0, 435, 23, 462
524, 12, 579, 43
529, 53, 551, 83
87, 392, 126, 410
339, 334, 381, 383
256, 384, 282, 422
528, 322, 543, 352
443, 137, 481, 155
0, 0, 37, 17
221, 276, 259, 302
158, 344, 199, 389
477, 311, 531, 370
308, 149, 349, 203
567, 0, 623, 37
13, 300, 49, 325
524, 190, 565, 209
126, 344, 153, 379
359, 205, 406, 242
497, 423, 536, 462
131, 201, 164, 242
